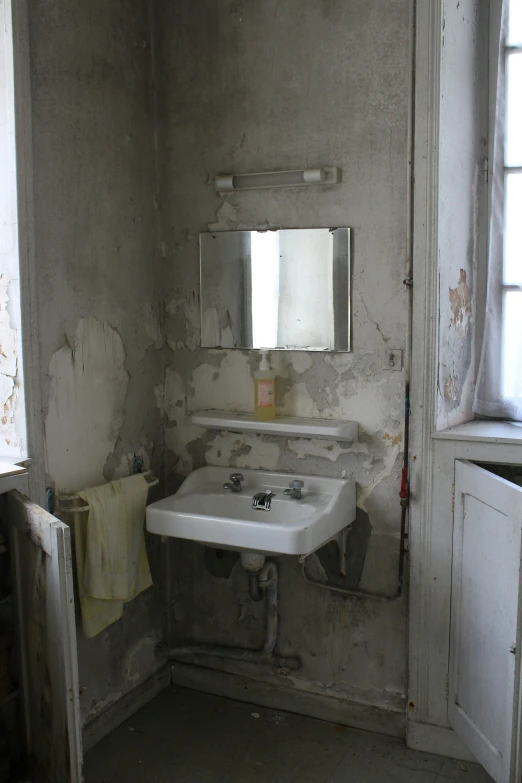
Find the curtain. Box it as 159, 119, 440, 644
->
473, 0, 517, 417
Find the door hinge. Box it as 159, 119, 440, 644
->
445, 673, 450, 699
483, 158, 489, 184
451, 483, 455, 515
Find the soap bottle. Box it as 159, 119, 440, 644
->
254, 350, 276, 421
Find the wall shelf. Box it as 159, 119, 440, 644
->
191, 411, 358, 442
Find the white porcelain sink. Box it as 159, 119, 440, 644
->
146, 466, 356, 556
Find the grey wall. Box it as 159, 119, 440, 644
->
28, 0, 165, 725
436, 0, 486, 429
157, 0, 411, 719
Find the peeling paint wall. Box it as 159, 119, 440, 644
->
156, 0, 410, 716
436, 0, 485, 430
28, 1, 165, 725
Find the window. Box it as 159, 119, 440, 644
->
475, 0, 522, 419
0, 1, 27, 459
501, 0, 522, 399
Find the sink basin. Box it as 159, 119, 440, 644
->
146, 466, 356, 556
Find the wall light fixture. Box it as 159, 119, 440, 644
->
214, 166, 340, 192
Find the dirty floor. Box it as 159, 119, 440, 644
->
84, 687, 493, 783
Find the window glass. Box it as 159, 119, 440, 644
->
504, 172, 522, 285
506, 52, 522, 166
508, 0, 522, 46
502, 291, 522, 398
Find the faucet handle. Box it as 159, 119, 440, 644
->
289, 479, 304, 489
230, 473, 244, 483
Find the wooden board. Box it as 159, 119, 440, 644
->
8, 490, 82, 782
449, 460, 522, 783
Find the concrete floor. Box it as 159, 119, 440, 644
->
84, 687, 493, 783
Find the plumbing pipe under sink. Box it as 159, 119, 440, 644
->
157, 556, 301, 674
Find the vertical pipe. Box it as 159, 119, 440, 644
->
259, 562, 278, 654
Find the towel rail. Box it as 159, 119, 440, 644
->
55, 471, 159, 515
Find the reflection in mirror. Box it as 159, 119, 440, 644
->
199, 228, 351, 351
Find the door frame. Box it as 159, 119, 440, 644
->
408, 0, 444, 746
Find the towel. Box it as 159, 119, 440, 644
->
74, 474, 152, 638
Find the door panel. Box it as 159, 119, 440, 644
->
450, 460, 522, 783
8, 490, 82, 783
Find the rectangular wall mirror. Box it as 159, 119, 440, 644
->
199, 227, 351, 351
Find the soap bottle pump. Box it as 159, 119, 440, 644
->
254, 350, 276, 421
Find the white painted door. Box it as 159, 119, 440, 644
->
7, 489, 82, 782
449, 460, 522, 783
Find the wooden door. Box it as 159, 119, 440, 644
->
449, 460, 522, 783
6, 489, 82, 782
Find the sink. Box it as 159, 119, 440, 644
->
146, 466, 356, 556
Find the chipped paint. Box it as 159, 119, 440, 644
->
290, 352, 313, 375
143, 301, 163, 349
443, 374, 458, 402
44, 318, 129, 494
438, 267, 475, 425
449, 269, 472, 338
288, 438, 353, 462
383, 432, 402, 447
207, 201, 240, 231
166, 291, 201, 350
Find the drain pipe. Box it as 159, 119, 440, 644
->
259, 561, 277, 653
158, 556, 300, 673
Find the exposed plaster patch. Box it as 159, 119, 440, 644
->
201, 307, 235, 348
166, 291, 200, 350
357, 442, 402, 512
290, 352, 313, 375
45, 317, 129, 494
0, 374, 18, 451
154, 382, 165, 417
167, 339, 186, 352
207, 201, 239, 231
123, 633, 162, 686
449, 269, 472, 337
143, 301, 162, 349
107, 450, 151, 482
190, 353, 253, 413
383, 432, 402, 447
288, 438, 354, 462
354, 291, 388, 349
0, 275, 17, 377
282, 381, 320, 418
164, 367, 186, 423
205, 432, 281, 469
443, 374, 458, 402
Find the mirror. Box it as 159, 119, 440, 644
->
199, 227, 351, 351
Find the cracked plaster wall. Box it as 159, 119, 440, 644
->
28, 0, 165, 726
436, 0, 485, 430
156, 0, 410, 715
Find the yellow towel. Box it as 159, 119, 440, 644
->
75, 474, 152, 638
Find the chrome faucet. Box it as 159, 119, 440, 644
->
223, 473, 244, 493
284, 479, 304, 499
252, 489, 274, 511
